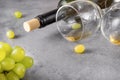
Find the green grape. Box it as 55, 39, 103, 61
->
74, 44, 85, 54
1, 57, 15, 71
4, 43, 12, 55
0, 64, 1, 72
0, 73, 7, 80
0, 64, 1, 70
14, 11, 22, 18
6, 71, 19, 80
10, 48, 25, 62
21, 56, 34, 69
6, 30, 15, 39
0, 64, 3, 73
0, 49, 6, 62
0, 42, 12, 56
13, 63, 26, 79
72, 23, 81, 30
0, 68, 3, 73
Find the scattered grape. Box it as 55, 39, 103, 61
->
21, 56, 34, 69
13, 63, 26, 78
74, 44, 85, 54
0, 73, 7, 80
72, 23, 81, 30
0, 49, 6, 62
1, 57, 15, 71
6, 30, 15, 39
10, 48, 25, 62
14, 11, 22, 18
6, 71, 19, 80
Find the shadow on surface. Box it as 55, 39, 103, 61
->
85, 49, 93, 54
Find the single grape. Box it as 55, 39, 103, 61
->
21, 56, 34, 69
4, 43, 12, 55
0, 42, 12, 56
0, 73, 7, 80
6, 71, 19, 80
13, 63, 26, 79
0, 49, 6, 62
14, 11, 22, 18
1, 57, 15, 71
74, 44, 85, 54
10, 48, 25, 62
72, 23, 81, 30
6, 30, 15, 39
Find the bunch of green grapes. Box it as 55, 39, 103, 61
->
0, 42, 34, 80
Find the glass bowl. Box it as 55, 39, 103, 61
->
101, 2, 120, 45
56, 0, 103, 42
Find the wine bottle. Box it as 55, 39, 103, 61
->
23, 0, 113, 32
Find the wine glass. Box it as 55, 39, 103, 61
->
56, 0, 103, 42
101, 2, 120, 45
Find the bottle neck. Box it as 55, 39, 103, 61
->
36, 8, 58, 28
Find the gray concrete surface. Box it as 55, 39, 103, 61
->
1, 0, 120, 80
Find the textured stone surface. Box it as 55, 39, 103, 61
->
1, 0, 120, 80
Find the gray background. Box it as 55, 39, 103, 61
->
0, 0, 120, 80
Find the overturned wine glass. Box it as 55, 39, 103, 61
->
101, 2, 120, 45
56, 0, 103, 42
